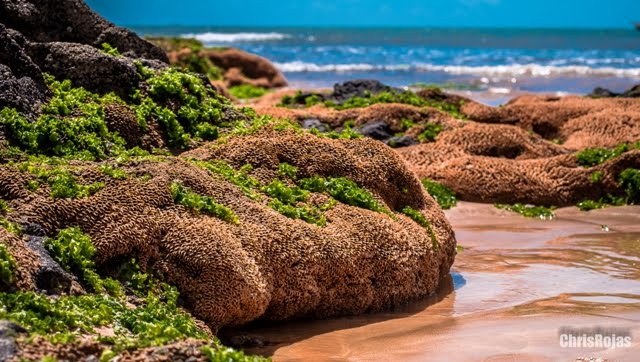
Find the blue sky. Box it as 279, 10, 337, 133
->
86, 0, 639, 28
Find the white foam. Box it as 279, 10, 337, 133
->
275, 61, 640, 78
181, 32, 290, 43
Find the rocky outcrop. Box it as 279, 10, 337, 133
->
0, 0, 168, 105
1, 129, 456, 329
204, 48, 287, 89
587, 84, 640, 98
0, 24, 47, 118
0, 0, 167, 62
461, 95, 640, 146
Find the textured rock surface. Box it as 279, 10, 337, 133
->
204, 48, 287, 88
0, 23, 48, 118
256, 89, 640, 207
0, 0, 168, 102
0, 0, 167, 62
1, 130, 456, 330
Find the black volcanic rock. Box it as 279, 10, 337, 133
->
356, 120, 393, 141
588, 87, 619, 98
0, 0, 168, 62
621, 84, 640, 98
27, 41, 141, 98
332, 79, 396, 101
0, 23, 47, 118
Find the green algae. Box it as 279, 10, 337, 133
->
401, 206, 438, 250
495, 203, 556, 219
229, 85, 268, 99
170, 182, 239, 224
0, 243, 16, 287
421, 179, 457, 209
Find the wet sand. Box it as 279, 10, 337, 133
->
232, 202, 640, 361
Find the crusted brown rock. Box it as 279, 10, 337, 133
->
0, 227, 40, 291
204, 48, 287, 89
3, 130, 456, 330
461, 94, 640, 141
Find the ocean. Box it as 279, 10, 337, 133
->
133, 26, 640, 103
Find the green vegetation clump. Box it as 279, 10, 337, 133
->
575, 142, 640, 167
99, 164, 128, 180
577, 168, 640, 211
261, 179, 330, 226
0, 218, 21, 236
495, 203, 556, 219
200, 345, 268, 362
44, 227, 105, 292
278, 162, 298, 180
170, 182, 239, 224
229, 85, 268, 99
281, 90, 466, 119
191, 160, 261, 200
100, 43, 121, 57
417, 123, 444, 142
298, 176, 388, 214
0, 243, 16, 286
0, 199, 8, 213
18, 162, 105, 199
590, 171, 604, 183
401, 206, 438, 249
317, 125, 363, 140
139, 67, 229, 147
0, 284, 207, 349
619, 168, 640, 203
0, 78, 127, 160
421, 179, 457, 209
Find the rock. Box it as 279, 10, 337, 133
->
301, 118, 329, 132
356, 120, 393, 141
588, 86, 618, 98
25, 235, 76, 294
385, 135, 418, 148
331, 79, 395, 102
27, 42, 140, 98
0, 0, 167, 62
228, 334, 264, 348
621, 84, 640, 98
0, 320, 27, 362
0, 23, 48, 119
6, 129, 456, 330
204, 48, 287, 88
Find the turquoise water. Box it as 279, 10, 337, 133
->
133, 26, 640, 95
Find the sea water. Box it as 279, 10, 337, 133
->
133, 26, 640, 100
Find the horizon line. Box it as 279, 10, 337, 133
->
125, 24, 638, 31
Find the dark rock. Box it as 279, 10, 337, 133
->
356, 120, 393, 141
385, 135, 419, 148
0, 320, 27, 362
332, 79, 395, 101
281, 80, 402, 108
621, 84, 640, 98
0, 0, 168, 62
301, 118, 329, 133
25, 235, 75, 294
0, 23, 48, 118
588, 87, 619, 98
27, 41, 140, 98
228, 335, 264, 348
